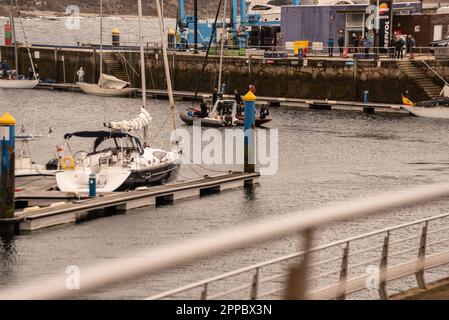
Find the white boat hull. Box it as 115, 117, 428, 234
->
77, 82, 136, 97
402, 105, 449, 119
0, 79, 39, 89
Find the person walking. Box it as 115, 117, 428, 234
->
327, 36, 334, 57
337, 33, 345, 56
364, 37, 372, 59
212, 88, 219, 105
76, 67, 85, 82
388, 38, 396, 59
1, 60, 9, 79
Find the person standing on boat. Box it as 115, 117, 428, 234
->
212, 88, 219, 105
77, 67, 85, 82
1, 60, 9, 79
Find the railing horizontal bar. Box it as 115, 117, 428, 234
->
207, 283, 252, 300
308, 255, 343, 269
349, 257, 381, 270
258, 288, 284, 300
5, 182, 449, 299
388, 246, 419, 259
306, 270, 340, 283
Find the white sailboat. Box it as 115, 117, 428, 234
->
401, 92, 449, 119
0, 0, 38, 89
77, 0, 136, 97
56, 0, 181, 193
15, 135, 57, 178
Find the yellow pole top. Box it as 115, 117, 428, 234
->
243, 91, 257, 102
0, 112, 16, 126
112, 28, 120, 34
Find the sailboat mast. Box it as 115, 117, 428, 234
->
218, 0, 227, 91
100, 0, 103, 76
137, 0, 147, 107
10, 0, 18, 76
156, 0, 177, 131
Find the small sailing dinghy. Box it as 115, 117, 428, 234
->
77, 74, 136, 97
56, 109, 181, 193
0, 79, 39, 89
77, 0, 136, 97
401, 95, 449, 119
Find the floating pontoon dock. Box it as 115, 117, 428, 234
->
13, 172, 259, 233
36, 83, 406, 114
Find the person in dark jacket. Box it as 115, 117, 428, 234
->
1, 60, 9, 79
212, 88, 219, 105
395, 37, 405, 59
337, 34, 345, 56
327, 36, 334, 57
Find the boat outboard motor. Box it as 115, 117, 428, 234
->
260, 107, 270, 120
200, 101, 208, 118
45, 158, 59, 170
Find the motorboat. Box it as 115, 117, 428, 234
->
77, 74, 136, 97
401, 97, 449, 119
181, 99, 244, 127
56, 120, 180, 193
15, 135, 58, 178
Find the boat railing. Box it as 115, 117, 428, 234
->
3, 182, 449, 299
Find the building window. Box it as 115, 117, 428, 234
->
434, 25, 443, 41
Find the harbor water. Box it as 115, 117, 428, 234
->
1, 16, 449, 299
2, 88, 449, 298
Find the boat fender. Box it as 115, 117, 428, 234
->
61, 156, 76, 170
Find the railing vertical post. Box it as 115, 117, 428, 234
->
250, 268, 260, 300
336, 241, 350, 300
378, 231, 389, 300
200, 283, 208, 300
415, 222, 428, 289
284, 229, 313, 300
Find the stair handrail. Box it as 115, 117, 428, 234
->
117, 51, 140, 79
421, 59, 449, 85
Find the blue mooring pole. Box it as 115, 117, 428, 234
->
293, 0, 300, 5
243, 91, 256, 173
89, 173, 97, 198
364, 90, 369, 103
0, 113, 16, 221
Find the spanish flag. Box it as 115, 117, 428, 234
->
402, 95, 415, 107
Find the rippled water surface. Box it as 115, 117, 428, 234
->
2, 87, 449, 299
1, 16, 449, 298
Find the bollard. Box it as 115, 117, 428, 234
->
89, 173, 97, 198
363, 90, 369, 103
0, 112, 16, 220
112, 28, 120, 47
243, 91, 256, 173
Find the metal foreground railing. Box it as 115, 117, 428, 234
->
4, 182, 449, 299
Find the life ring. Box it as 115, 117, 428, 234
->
61, 156, 76, 170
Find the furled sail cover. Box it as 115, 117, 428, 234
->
106, 107, 152, 131
98, 74, 129, 89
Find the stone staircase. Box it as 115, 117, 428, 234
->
397, 60, 442, 99
102, 52, 131, 84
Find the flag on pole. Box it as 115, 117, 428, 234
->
402, 96, 415, 107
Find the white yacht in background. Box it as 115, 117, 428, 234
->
15, 135, 57, 178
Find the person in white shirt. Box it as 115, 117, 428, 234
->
76, 67, 85, 82
440, 84, 449, 98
